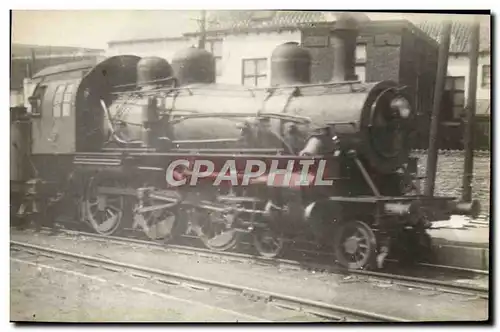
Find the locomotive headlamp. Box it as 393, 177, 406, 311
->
390, 97, 411, 119
331, 135, 341, 147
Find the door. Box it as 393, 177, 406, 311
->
32, 80, 78, 154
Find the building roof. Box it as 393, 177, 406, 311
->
105, 11, 491, 55
413, 18, 491, 53
32, 57, 106, 79
11, 43, 104, 58
197, 11, 370, 34
206, 11, 329, 31
199, 11, 491, 54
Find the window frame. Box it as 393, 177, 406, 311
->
241, 58, 268, 87
444, 76, 466, 120
481, 64, 490, 88
355, 43, 367, 82
52, 83, 75, 118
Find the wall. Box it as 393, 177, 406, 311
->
413, 150, 491, 220
105, 29, 491, 104
436, 53, 491, 150
216, 31, 301, 85
106, 38, 196, 62
107, 31, 301, 86
10, 90, 24, 107
364, 33, 402, 82
447, 53, 491, 115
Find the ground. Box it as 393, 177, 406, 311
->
10, 259, 262, 322
10, 229, 489, 322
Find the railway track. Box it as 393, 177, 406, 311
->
33, 227, 489, 299
10, 240, 407, 322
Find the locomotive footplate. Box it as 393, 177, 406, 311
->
325, 195, 478, 222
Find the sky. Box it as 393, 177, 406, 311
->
11, 10, 200, 49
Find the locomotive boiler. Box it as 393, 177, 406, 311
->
12, 17, 480, 270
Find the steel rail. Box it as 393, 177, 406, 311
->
10, 240, 405, 323
37, 227, 489, 299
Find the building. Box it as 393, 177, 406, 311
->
106, 11, 490, 149
417, 20, 491, 149
10, 43, 105, 107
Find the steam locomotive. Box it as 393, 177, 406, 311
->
11, 20, 479, 270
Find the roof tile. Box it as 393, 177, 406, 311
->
206, 11, 490, 53
415, 19, 490, 53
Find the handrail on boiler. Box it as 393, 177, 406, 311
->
168, 112, 311, 125
109, 80, 362, 97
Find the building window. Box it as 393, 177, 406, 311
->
481, 65, 490, 88
205, 40, 223, 76
442, 76, 466, 120
242, 58, 268, 87
52, 83, 74, 118
355, 44, 367, 82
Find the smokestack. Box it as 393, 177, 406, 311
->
331, 13, 359, 82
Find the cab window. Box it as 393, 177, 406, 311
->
52, 83, 75, 118
62, 84, 75, 117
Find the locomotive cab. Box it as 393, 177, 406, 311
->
26, 56, 143, 154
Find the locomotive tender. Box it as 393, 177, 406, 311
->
11, 18, 479, 269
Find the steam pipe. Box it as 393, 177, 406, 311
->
142, 96, 159, 148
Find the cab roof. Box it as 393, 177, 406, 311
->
32, 57, 107, 79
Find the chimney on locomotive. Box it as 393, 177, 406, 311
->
331, 13, 360, 82
270, 42, 312, 86
171, 47, 216, 85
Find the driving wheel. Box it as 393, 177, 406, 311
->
189, 208, 240, 252
141, 207, 177, 242
253, 227, 285, 258
84, 174, 125, 235
333, 220, 377, 270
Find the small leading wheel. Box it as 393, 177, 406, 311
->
252, 228, 285, 258
84, 175, 125, 235
333, 220, 377, 270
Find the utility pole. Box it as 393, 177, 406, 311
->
25, 48, 36, 78
198, 10, 207, 50
30, 48, 36, 78
462, 18, 480, 202
424, 20, 452, 197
